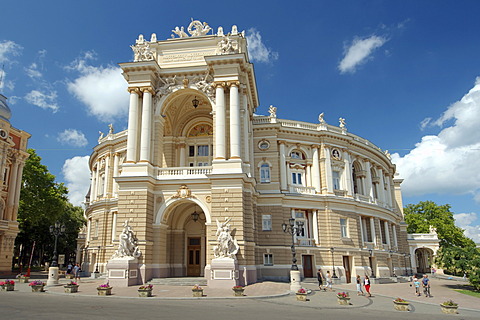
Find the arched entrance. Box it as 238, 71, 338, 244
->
415, 248, 434, 274
161, 199, 207, 277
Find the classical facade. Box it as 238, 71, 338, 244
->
82, 20, 411, 284
0, 94, 30, 274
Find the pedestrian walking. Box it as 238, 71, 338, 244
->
414, 277, 421, 296
356, 275, 364, 295
325, 270, 333, 291
73, 263, 81, 281
422, 274, 431, 297
364, 275, 372, 297
317, 269, 326, 291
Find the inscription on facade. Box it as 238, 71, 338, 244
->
162, 51, 216, 63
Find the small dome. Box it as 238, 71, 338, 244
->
0, 94, 12, 122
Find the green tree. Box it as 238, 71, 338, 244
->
15, 149, 85, 269
404, 201, 475, 248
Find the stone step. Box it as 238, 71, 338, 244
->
148, 277, 208, 286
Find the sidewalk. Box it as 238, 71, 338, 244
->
3, 273, 480, 313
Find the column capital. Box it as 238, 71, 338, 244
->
278, 140, 287, 145
127, 87, 141, 95
227, 80, 240, 88
214, 81, 227, 89
176, 143, 186, 149
311, 144, 320, 149
140, 86, 155, 95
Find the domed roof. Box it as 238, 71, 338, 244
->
0, 94, 12, 122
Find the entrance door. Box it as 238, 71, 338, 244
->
343, 256, 351, 283
187, 237, 201, 276
302, 255, 313, 278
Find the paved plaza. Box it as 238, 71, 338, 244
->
1, 273, 479, 319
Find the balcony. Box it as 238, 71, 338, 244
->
157, 166, 212, 180
297, 238, 316, 246
288, 185, 317, 195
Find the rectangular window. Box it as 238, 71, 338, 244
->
260, 164, 270, 183
264, 253, 273, 266
333, 171, 340, 189
262, 215, 272, 231
291, 172, 302, 185
189, 146, 195, 157
197, 145, 209, 156
292, 172, 297, 184
340, 218, 348, 238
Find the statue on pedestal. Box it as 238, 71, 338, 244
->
112, 220, 141, 259
213, 218, 239, 259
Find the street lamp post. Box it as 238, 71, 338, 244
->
282, 218, 303, 291
330, 247, 338, 278
49, 222, 65, 267
95, 246, 100, 273
47, 221, 66, 286
368, 249, 375, 278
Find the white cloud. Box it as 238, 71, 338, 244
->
57, 129, 88, 147
454, 212, 480, 243
246, 28, 279, 63
66, 51, 129, 122
25, 62, 42, 79
24, 89, 59, 112
62, 156, 91, 206
391, 78, 480, 199
0, 40, 22, 64
339, 35, 387, 74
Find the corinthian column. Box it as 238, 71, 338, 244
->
126, 88, 140, 163
6, 159, 19, 220
229, 81, 241, 159
312, 145, 321, 192
215, 83, 226, 159
140, 87, 154, 162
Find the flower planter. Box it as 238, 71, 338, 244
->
31, 285, 45, 292
64, 285, 79, 293
296, 293, 307, 301
97, 287, 112, 296
440, 304, 459, 314
65, 274, 74, 279
138, 289, 153, 297
337, 297, 351, 305
1, 284, 14, 291
192, 289, 203, 297
18, 278, 29, 283
233, 288, 245, 297
393, 301, 410, 311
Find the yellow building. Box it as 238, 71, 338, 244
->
82, 20, 410, 285
0, 93, 30, 274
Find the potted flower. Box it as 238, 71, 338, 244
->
64, 280, 79, 293
192, 284, 203, 297
97, 282, 112, 296
0, 280, 15, 291
16, 274, 29, 283
232, 285, 245, 297
337, 292, 351, 305
440, 300, 459, 314
393, 297, 409, 311
138, 284, 153, 297
29, 280, 45, 292
296, 288, 308, 301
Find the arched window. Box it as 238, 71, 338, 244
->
260, 163, 271, 183
352, 161, 364, 195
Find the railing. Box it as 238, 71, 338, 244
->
297, 238, 315, 246
407, 233, 439, 240
355, 194, 371, 203
157, 166, 212, 179
288, 185, 317, 195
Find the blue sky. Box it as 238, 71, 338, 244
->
1, 0, 480, 242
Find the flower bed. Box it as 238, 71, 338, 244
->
97, 282, 112, 296
440, 300, 458, 314
138, 284, 153, 297
29, 281, 45, 292
393, 298, 409, 311
337, 292, 351, 305
64, 281, 79, 293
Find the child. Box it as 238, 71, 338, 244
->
414, 277, 421, 296
325, 270, 333, 291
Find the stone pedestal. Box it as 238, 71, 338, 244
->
290, 270, 301, 292
46, 267, 60, 286
205, 258, 239, 289
106, 258, 139, 287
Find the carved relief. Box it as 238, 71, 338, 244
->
217, 36, 239, 55
171, 185, 195, 199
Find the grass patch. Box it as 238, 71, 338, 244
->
455, 289, 480, 298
